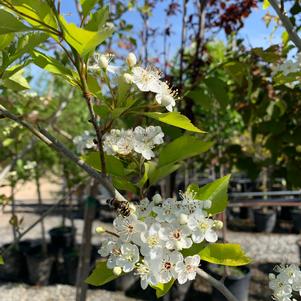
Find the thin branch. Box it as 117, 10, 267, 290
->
196, 268, 239, 301
268, 0, 301, 51
0, 104, 114, 196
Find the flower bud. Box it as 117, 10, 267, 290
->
113, 266, 122, 276
178, 213, 188, 225
123, 73, 133, 84
99, 55, 109, 69
95, 226, 105, 234
212, 220, 223, 230
126, 52, 137, 67
152, 194, 162, 204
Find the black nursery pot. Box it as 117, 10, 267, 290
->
51, 249, 79, 285
291, 209, 301, 232
208, 264, 251, 301
25, 244, 54, 286
0, 241, 31, 282
49, 226, 76, 251
253, 209, 276, 233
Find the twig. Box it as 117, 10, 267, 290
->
0, 104, 114, 196
268, 0, 301, 51
196, 268, 239, 301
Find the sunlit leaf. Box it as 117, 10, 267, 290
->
188, 175, 231, 215
150, 279, 174, 298
0, 9, 30, 33
143, 112, 204, 133
85, 260, 120, 286
158, 136, 213, 166
59, 16, 113, 57
200, 243, 251, 266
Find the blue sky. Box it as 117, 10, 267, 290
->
29, 2, 283, 91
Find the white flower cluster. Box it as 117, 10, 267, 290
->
269, 264, 301, 301
103, 126, 164, 160
98, 191, 222, 289
73, 131, 95, 154
273, 53, 301, 76
88, 52, 177, 112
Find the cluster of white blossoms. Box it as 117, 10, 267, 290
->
269, 264, 301, 301
88, 52, 177, 112
273, 53, 301, 76
103, 126, 164, 160
98, 191, 223, 289
73, 131, 95, 154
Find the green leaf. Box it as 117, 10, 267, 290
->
200, 243, 251, 266
187, 88, 212, 110
252, 46, 281, 63
143, 112, 204, 133
0, 256, 4, 265
190, 175, 231, 215
3, 138, 14, 147
10, 0, 57, 30
2, 69, 30, 91
32, 50, 78, 86
151, 279, 174, 298
80, 0, 98, 18
60, 16, 113, 57
0, 9, 30, 33
159, 136, 213, 166
93, 104, 111, 119
263, 0, 270, 9
204, 77, 229, 109
82, 152, 125, 177
85, 6, 110, 31
113, 177, 137, 194
149, 162, 181, 185
85, 260, 120, 286
0, 33, 14, 50
181, 242, 207, 257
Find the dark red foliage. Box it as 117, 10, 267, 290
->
207, 0, 258, 35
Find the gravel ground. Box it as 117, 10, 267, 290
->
0, 283, 142, 301
1, 210, 300, 300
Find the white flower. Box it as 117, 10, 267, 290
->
164, 223, 192, 251
126, 52, 137, 67
140, 222, 168, 259
269, 273, 293, 301
132, 66, 162, 93
188, 216, 218, 243
135, 259, 159, 289
88, 53, 119, 74
136, 198, 154, 218
73, 131, 94, 154
157, 251, 183, 284
269, 264, 301, 301
155, 82, 177, 112
113, 214, 147, 244
116, 243, 140, 272
103, 129, 134, 156
153, 198, 177, 223
280, 60, 299, 76
98, 239, 118, 257
175, 255, 200, 284
133, 126, 164, 160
